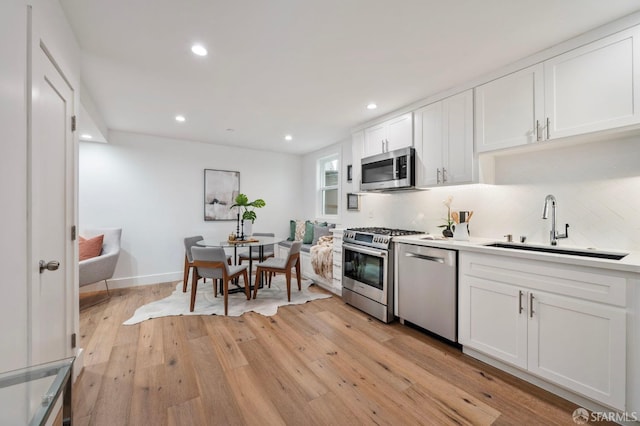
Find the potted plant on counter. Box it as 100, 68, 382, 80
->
230, 193, 266, 240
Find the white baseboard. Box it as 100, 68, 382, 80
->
79, 271, 182, 292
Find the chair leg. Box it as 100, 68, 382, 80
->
104, 279, 111, 297
295, 261, 301, 291
253, 268, 261, 299
285, 271, 291, 302
242, 269, 250, 300
190, 271, 199, 312
223, 279, 229, 316
182, 255, 190, 292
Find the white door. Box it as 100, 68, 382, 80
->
443, 90, 473, 184
527, 291, 626, 410
544, 26, 640, 139
475, 64, 544, 152
30, 39, 75, 365
458, 277, 528, 369
414, 101, 443, 187
385, 112, 413, 151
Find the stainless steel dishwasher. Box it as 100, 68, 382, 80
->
397, 243, 457, 342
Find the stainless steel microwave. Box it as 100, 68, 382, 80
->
360, 147, 415, 191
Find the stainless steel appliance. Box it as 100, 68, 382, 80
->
360, 147, 415, 192
396, 243, 458, 342
342, 227, 423, 322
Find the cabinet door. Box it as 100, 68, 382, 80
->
351, 131, 364, 192
475, 64, 544, 152
528, 291, 626, 410
386, 112, 413, 151
544, 26, 640, 140
414, 102, 443, 187
363, 123, 386, 157
458, 276, 528, 369
444, 90, 474, 184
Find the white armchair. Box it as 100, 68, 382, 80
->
79, 228, 122, 297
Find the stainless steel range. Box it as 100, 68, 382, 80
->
342, 227, 423, 322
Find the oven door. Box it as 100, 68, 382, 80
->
342, 242, 388, 304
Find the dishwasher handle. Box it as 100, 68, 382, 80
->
404, 252, 445, 264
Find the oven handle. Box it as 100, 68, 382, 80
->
342, 242, 388, 258
404, 252, 445, 263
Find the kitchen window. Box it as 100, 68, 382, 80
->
318, 154, 339, 217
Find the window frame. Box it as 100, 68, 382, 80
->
317, 153, 340, 219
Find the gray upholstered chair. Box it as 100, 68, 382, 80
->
191, 246, 250, 315
183, 236, 232, 292
238, 232, 275, 264
79, 228, 122, 301
253, 241, 302, 302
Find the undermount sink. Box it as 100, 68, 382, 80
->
484, 242, 629, 260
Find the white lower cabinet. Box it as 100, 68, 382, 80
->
459, 252, 627, 410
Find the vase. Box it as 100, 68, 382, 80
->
243, 220, 253, 238
442, 227, 453, 238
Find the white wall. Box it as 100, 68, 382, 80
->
303, 135, 640, 251
79, 131, 303, 288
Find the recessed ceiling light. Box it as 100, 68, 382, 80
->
284, 135, 293, 141
191, 44, 207, 56
175, 115, 186, 122
80, 134, 92, 139
367, 103, 377, 110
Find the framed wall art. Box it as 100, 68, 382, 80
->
204, 169, 240, 221
347, 193, 360, 211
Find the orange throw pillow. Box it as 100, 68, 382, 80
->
79, 234, 104, 261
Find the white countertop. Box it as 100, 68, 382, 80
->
393, 235, 640, 274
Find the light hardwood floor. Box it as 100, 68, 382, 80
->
75, 282, 588, 425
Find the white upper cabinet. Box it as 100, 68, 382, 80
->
415, 90, 474, 187
363, 112, 413, 157
350, 130, 364, 192
545, 26, 640, 139
475, 64, 544, 152
476, 25, 640, 153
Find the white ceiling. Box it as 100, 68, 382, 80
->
60, 0, 640, 155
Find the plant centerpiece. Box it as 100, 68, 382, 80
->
230, 193, 266, 240
438, 195, 454, 238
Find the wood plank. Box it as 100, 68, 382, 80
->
202, 317, 249, 372
129, 364, 168, 426
135, 316, 164, 369
160, 316, 200, 406
90, 343, 137, 425
167, 397, 207, 426
187, 335, 245, 425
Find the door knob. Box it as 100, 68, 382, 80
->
39, 260, 60, 273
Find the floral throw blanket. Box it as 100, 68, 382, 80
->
310, 235, 333, 281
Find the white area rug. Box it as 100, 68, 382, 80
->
123, 276, 331, 325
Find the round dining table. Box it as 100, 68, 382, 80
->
196, 236, 284, 294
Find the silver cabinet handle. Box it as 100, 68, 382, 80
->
546, 117, 550, 140
442, 167, 447, 183
518, 290, 524, 314
437, 168, 441, 184
529, 293, 535, 318
404, 252, 445, 263
536, 120, 541, 142
386, 139, 389, 152
381, 140, 385, 152
39, 260, 60, 274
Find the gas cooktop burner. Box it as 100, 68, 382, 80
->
346, 227, 423, 237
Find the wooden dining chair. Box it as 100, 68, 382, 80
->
190, 247, 250, 315
183, 236, 232, 293
253, 241, 302, 302
183, 235, 204, 292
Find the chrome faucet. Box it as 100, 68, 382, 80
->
542, 194, 569, 246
